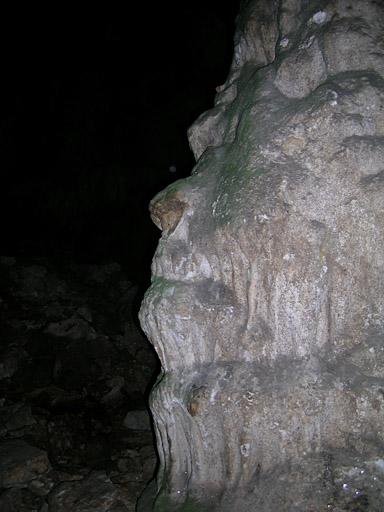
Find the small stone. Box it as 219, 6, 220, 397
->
123, 410, 151, 431
311, 11, 327, 25
48, 471, 128, 512
0, 440, 51, 488
2, 402, 36, 434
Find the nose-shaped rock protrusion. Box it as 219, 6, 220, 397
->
149, 188, 188, 233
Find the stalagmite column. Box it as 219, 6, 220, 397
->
139, 1, 384, 510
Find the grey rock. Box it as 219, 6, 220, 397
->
274, 36, 327, 98
123, 410, 151, 431
47, 471, 129, 512
139, 1, 384, 510
187, 106, 227, 161
0, 487, 45, 512
0, 403, 36, 437
231, 0, 279, 70
0, 440, 51, 489
0, 351, 19, 380
44, 316, 97, 341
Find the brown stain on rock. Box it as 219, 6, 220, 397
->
150, 191, 187, 232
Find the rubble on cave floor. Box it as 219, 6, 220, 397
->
0, 256, 158, 511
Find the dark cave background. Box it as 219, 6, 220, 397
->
0, 4, 240, 508
1, 1, 239, 287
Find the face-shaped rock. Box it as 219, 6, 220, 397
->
139, 1, 384, 510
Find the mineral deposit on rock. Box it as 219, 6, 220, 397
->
139, 0, 384, 510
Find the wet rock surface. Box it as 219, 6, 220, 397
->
139, 0, 384, 511
0, 257, 158, 511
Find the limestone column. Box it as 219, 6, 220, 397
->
139, 1, 384, 510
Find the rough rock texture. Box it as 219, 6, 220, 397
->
0, 440, 51, 489
139, 1, 384, 510
0, 258, 157, 511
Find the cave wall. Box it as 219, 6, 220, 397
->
139, 1, 384, 510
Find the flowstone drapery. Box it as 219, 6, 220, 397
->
139, 1, 384, 510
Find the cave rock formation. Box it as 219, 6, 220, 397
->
139, 1, 384, 510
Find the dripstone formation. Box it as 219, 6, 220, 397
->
139, 1, 384, 510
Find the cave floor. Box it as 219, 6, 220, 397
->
0, 256, 158, 511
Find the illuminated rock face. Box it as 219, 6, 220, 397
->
139, 1, 384, 510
